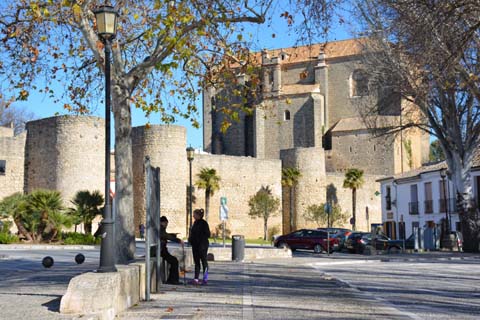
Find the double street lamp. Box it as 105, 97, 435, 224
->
95, 5, 118, 273
187, 147, 195, 236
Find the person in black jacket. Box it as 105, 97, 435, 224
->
160, 216, 183, 285
188, 208, 210, 284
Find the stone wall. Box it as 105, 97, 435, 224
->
192, 154, 283, 239
324, 173, 382, 232
0, 128, 26, 200
330, 129, 396, 176
24, 116, 105, 205
131, 125, 187, 238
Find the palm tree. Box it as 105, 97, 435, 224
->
0, 193, 32, 241
69, 190, 104, 234
27, 189, 64, 242
343, 168, 365, 231
195, 168, 221, 222
281, 167, 301, 232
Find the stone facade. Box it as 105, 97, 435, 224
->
0, 126, 26, 200
202, 39, 429, 231
24, 116, 105, 205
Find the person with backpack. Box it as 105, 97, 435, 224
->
188, 208, 210, 285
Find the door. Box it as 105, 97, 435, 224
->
287, 230, 305, 249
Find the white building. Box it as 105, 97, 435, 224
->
377, 156, 480, 249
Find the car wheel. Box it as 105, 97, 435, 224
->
355, 247, 364, 254
347, 248, 355, 254
388, 246, 401, 254
277, 242, 287, 249
313, 244, 323, 254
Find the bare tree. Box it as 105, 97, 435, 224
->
0, 103, 36, 134
355, 0, 480, 251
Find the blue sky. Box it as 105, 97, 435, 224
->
14, 7, 353, 150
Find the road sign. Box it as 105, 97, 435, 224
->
220, 197, 228, 220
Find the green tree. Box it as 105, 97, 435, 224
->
304, 203, 348, 228
429, 140, 445, 163
281, 167, 301, 232
343, 168, 364, 231
0, 0, 275, 262
248, 186, 280, 240
195, 167, 221, 222
69, 190, 104, 234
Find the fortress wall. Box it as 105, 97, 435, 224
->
281, 62, 316, 85
261, 95, 315, 159
192, 154, 282, 239
280, 147, 326, 233
326, 59, 363, 126
132, 125, 187, 237
324, 173, 382, 232
330, 129, 396, 175
25, 116, 104, 205
0, 131, 26, 199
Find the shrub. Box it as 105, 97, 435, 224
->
0, 232, 19, 244
62, 232, 100, 245
268, 225, 280, 241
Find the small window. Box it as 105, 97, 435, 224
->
351, 69, 369, 97
284, 110, 291, 121
373, 145, 376, 152
210, 97, 216, 106
281, 54, 285, 60
349, 146, 353, 153
0, 160, 5, 175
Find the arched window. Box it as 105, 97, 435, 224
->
284, 110, 291, 121
351, 69, 369, 97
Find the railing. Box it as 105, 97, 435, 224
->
409, 201, 419, 215
424, 200, 433, 213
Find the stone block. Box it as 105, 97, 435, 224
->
60, 264, 140, 320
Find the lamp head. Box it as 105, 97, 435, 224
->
186, 147, 195, 161
94, 5, 119, 39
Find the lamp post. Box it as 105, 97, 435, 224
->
95, 5, 118, 273
440, 168, 450, 236
187, 147, 195, 236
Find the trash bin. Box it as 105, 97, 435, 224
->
232, 235, 245, 262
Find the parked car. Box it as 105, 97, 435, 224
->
317, 228, 352, 251
345, 232, 404, 254
274, 229, 338, 253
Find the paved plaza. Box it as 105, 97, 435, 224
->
1, 247, 479, 320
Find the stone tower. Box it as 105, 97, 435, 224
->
24, 116, 105, 205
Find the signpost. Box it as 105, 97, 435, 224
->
324, 203, 332, 256
220, 197, 228, 247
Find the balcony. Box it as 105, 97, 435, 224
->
409, 201, 419, 215
424, 200, 433, 214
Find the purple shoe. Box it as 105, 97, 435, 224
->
189, 279, 200, 285
202, 268, 208, 284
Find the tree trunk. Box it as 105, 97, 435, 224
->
205, 192, 210, 222
448, 155, 479, 252
85, 221, 92, 235
14, 217, 33, 242
264, 217, 268, 241
290, 187, 295, 232
113, 87, 135, 264
352, 189, 357, 231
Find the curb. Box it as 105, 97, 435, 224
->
0, 244, 99, 250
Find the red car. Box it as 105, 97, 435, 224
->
274, 229, 338, 253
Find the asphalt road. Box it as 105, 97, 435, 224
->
311, 255, 480, 319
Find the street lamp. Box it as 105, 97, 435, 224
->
187, 147, 195, 236
440, 168, 450, 234
95, 4, 118, 273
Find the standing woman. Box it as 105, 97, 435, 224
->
188, 208, 210, 284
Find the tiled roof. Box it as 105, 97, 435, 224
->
378, 147, 480, 182
250, 38, 367, 65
